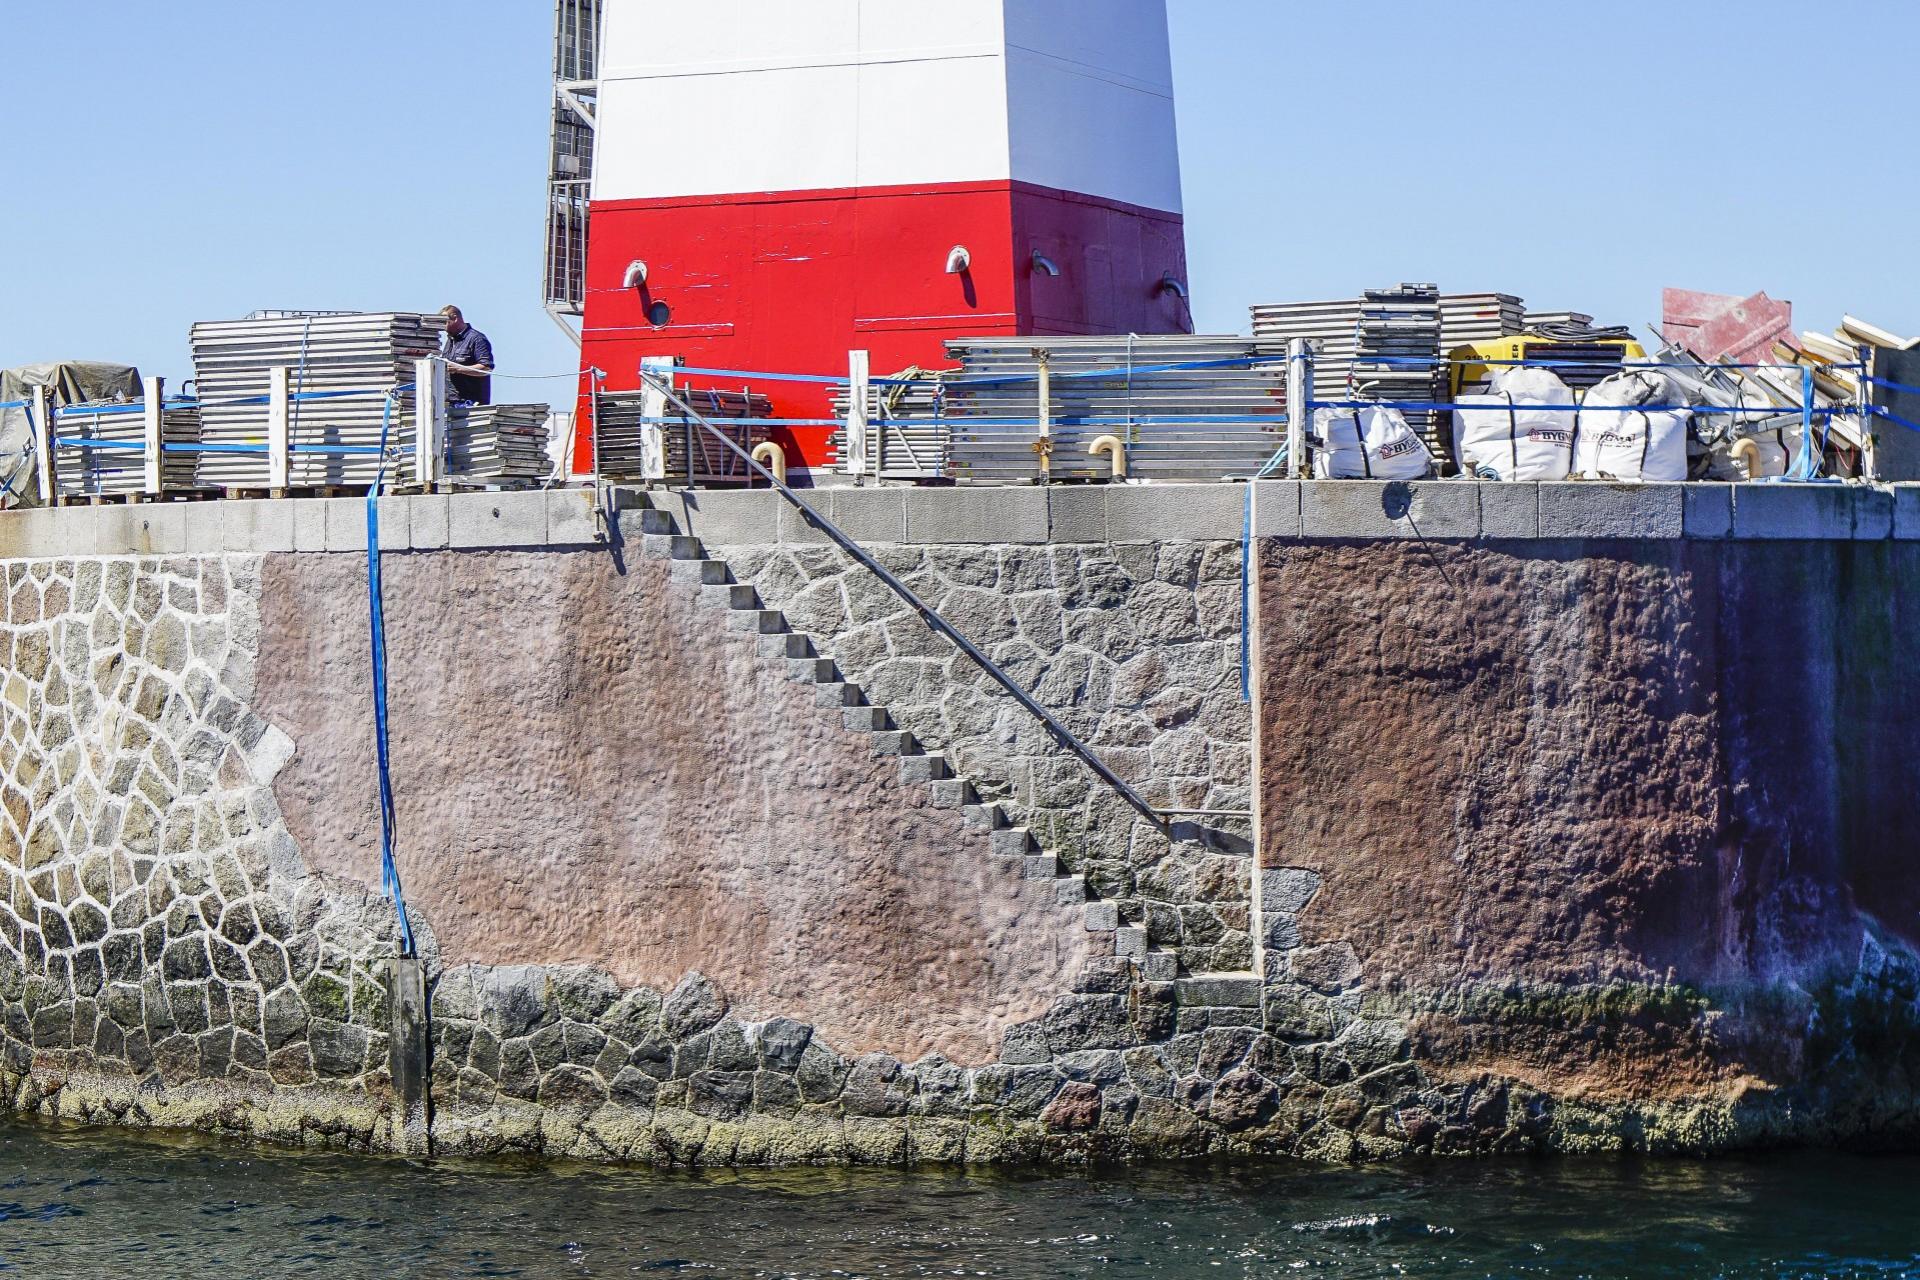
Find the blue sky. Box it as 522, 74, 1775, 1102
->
2, 2, 1914, 406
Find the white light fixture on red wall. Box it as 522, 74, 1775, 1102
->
623, 260, 649, 289
945, 246, 972, 274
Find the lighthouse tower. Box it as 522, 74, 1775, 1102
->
577, 0, 1191, 476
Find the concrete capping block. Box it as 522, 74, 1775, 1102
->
408, 494, 451, 550
222, 498, 295, 553
1301, 479, 1477, 539
183, 501, 224, 554
92, 506, 151, 555
1047, 486, 1107, 543
905, 486, 1047, 544
1538, 483, 1684, 539
1477, 482, 1540, 539
323, 497, 374, 553
1105, 482, 1246, 543
291, 497, 329, 553
1730, 483, 1854, 540
1683, 484, 1734, 539
1251, 480, 1301, 538
376, 496, 409, 551
545, 487, 603, 546
675, 488, 778, 546
131, 503, 186, 555
1852, 487, 1895, 540
1893, 485, 1920, 540
829, 487, 908, 544
448, 490, 547, 549
59, 505, 102, 555
776, 490, 833, 545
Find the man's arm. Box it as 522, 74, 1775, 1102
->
446, 333, 495, 376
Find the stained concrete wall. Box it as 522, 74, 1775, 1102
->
1257, 537, 1920, 1107
254, 550, 1092, 1065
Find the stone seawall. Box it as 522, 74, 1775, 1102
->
0, 483, 1916, 1164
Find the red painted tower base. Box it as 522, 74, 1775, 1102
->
575, 180, 1191, 474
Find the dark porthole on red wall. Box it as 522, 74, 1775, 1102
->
647, 300, 672, 328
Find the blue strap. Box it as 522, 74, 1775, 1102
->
365, 393, 414, 956
1864, 373, 1920, 398
1870, 403, 1920, 434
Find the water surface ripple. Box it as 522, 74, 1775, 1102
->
1, 1118, 1916, 1277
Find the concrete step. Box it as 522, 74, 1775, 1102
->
725, 610, 788, 635
961, 802, 1006, 831
869, 730, 918, 757
898, 753, 951, 783
1114, 926, 1148, 962
757, 633, 814, 660
988, 827, 1033, 858
672, 559, 732, 587
928, 778, 975, 809
1054, 875, 1089, 906
815, 683, 863, 708
1023, 853, 1060, 880
700, 583, 757, 610
788, 657, 836, 684
842, 706, 891, 732
642, 534, 704, 561
637, 509, 676, 535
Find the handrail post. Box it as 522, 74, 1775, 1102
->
1034, 348, 1053, 484
845, 349, 871, 479
638, 356, 673, 483
30, 386, 54, 505
1286, 337, 1311, 478
640, 369, 1166, 831
414, 357, 448, 488
268, 366, 292, 490
142, 375, 165, 497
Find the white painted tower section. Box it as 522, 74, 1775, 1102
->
593, 0, 1181, 213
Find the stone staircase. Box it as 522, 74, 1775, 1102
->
629, 505, 1173, 979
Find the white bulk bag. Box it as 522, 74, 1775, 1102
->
1455, 367, 1575, 480
1311, 405, 1433, 480
1572, 370, 1690, 481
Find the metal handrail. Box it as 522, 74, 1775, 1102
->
638, 371, 1168, 830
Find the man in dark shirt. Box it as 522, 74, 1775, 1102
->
439, 305, 494, 404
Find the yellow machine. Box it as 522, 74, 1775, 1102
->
1448, 336, 1648, 397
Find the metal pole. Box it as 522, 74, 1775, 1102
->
1035, 348, 1053, 484
413, 358, 447, 488
638, 356, 673, 483
30, 386, 54, 505
1858, 344, 1878, 482
845, 349, 871, 480
1286, 338, 1310, 478
142, 375, 165, 497
267, 366, 292, 491
640, 369, 1166, 831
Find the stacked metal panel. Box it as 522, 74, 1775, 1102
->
448, 404, 553, 487
189, 312, 444, 488
1351, 284, 1445, 455
1440, 293, 1526, 348
593, 388, 774, 484
1522, 310, 1594, 332
939, 334, 1287, 483
828, 378, 950, 480
53, 401, 202, 497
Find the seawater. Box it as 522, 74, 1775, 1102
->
1, 1117, 1916, 1278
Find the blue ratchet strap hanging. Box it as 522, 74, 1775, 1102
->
364, 390, 416, 956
